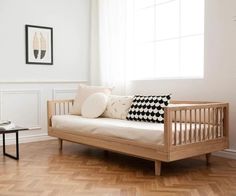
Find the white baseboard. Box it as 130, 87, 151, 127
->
0, 133, 55, 146
213, 149, 236, 160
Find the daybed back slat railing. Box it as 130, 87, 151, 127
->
208, 108, 211, 140
199, 109, 201, 141
189, 109, 192, 143
166, 103, 229, 148
213, 108, 215, 138
220, 107, 224, 137
224, 105, 229, 137
194, 109, 197, 142
203, 108, 206, 141
179, 110, 182, 145
174, 111, 177, 145
184, 110, 187, 144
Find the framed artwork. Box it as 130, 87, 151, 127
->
25, 25, 53, 65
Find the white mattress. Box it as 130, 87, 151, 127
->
52, 115, 216, 146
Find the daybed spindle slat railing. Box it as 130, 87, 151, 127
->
54, 103, 56, 115
179, 110, 182, 145
220, 107, 223, 137
58, 103, 60, 114
216, 108, 218, 137
55, 103, 58, 115
213, 108, 215, 139
208, 108, 210, 140
174, 111, 177, 145
199, 109, 201, 141
190, 109, 192, 143
57, 103, 59, 115
57, 103, 58, 115
194, 109, 197, 142
184, 110, 187, 144
203, 108, 206, 141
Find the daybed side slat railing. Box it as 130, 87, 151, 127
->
47, 99, 74, 127
223, 105, 229, 137
194, 109, 197, 142
203, 108, 206, 141
208, 108, 210, 140
212, 108, 215, 139
216, 108, 218, 138
219, 107, 222, 138
179, 110, 182, 145
164, 107, 172, 153
184, 110, 187, 144
199, 108, 201, 142
166, 102, 229, 148
174, 111, 177, 145
189, 109, 192, 143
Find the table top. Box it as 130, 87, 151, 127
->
0, 126, 29, 133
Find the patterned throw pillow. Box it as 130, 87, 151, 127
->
102, 95, 133, 120
126, 94, 171, 123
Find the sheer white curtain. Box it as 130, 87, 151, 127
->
90, 0, 132, 94
90, 0, 205, 86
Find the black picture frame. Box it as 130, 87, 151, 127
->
25, 25, 53, 65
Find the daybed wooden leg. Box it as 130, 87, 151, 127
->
104, 150, 109, 157
206, 153, 211, 165
155, 160, 162, 176
58, 138, 63, 150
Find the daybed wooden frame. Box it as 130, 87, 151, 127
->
47, 100, 229, 176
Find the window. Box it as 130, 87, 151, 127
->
128, 0, 205, 79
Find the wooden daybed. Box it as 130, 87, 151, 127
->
47, 100, 229, 175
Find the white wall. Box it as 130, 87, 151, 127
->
126, 0, 236, 152
0, 0, 90, 143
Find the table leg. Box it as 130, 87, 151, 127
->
3, 131, 19, 160
3, 133, 5, 154
16, 131, 19, 159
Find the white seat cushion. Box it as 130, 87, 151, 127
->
52, 115, 165, 145
51, 115, 215, 145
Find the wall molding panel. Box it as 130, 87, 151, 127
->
0, 81, 85, 145
52, 88, 77, 100
0, 89, 42, 128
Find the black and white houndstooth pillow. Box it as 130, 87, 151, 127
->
126, 94, 171, 123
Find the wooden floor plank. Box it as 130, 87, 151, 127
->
0, 140, 236, 196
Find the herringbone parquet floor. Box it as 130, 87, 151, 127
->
0, 139, 236, 196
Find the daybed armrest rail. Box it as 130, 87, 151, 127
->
164, 103, 229, 149
47, 99, 74, 127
